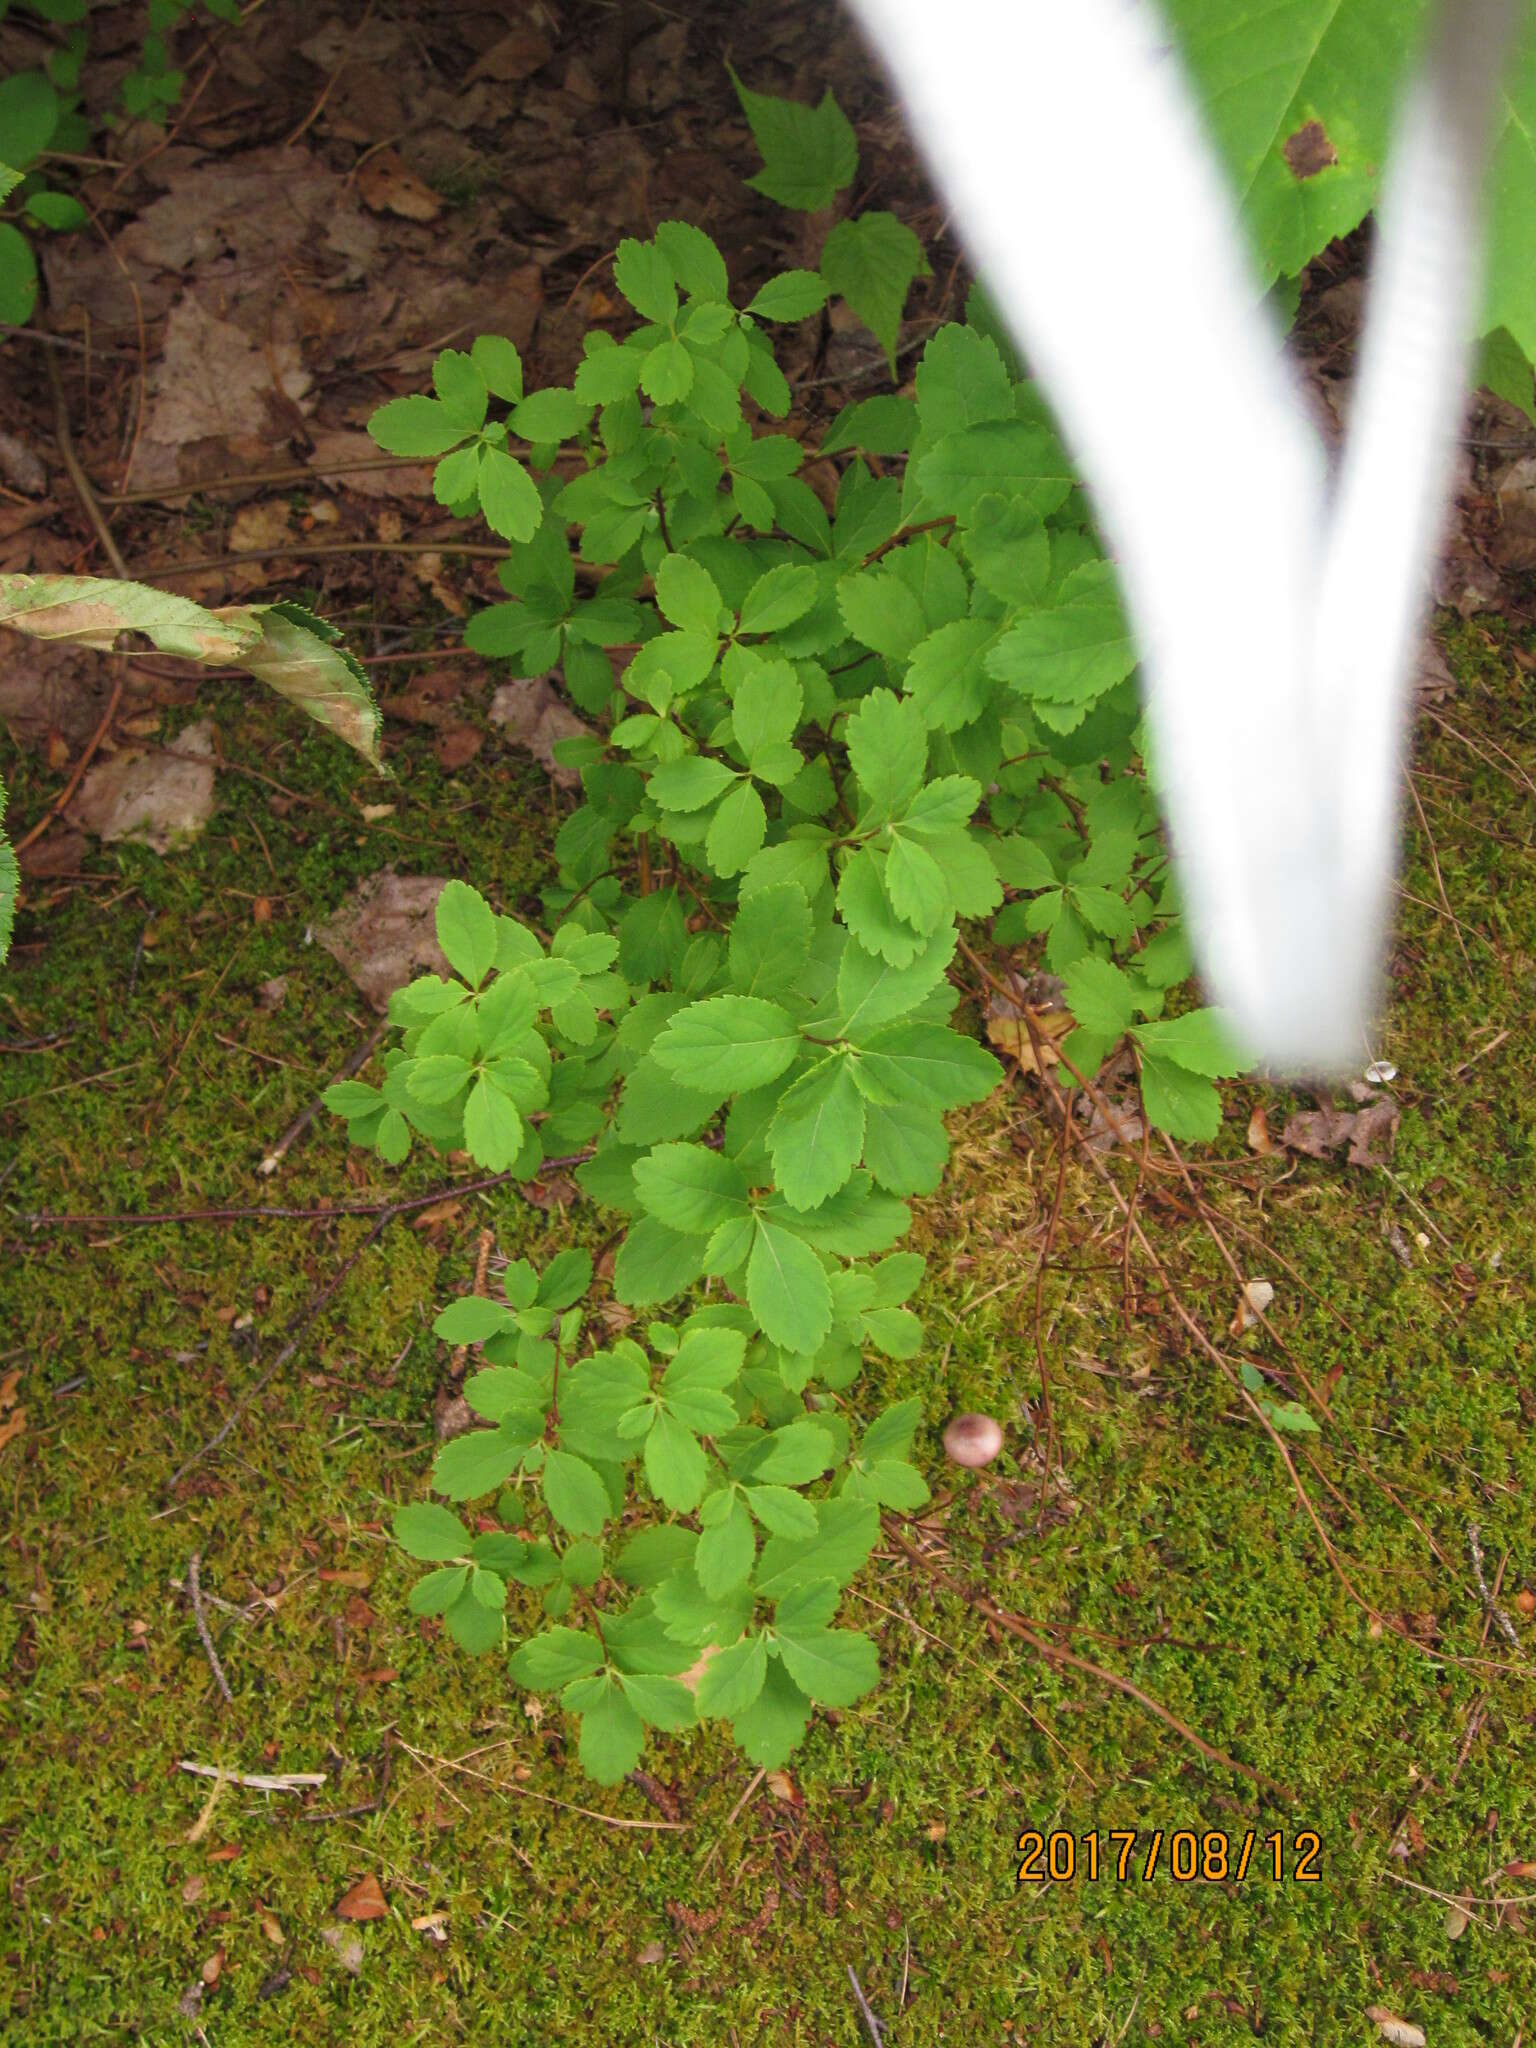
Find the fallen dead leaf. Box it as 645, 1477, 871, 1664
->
200, 1947, 225, 1986
68, 717, 218, 853
1365, 2008, 1426, 2048
488, 676, 591, 783
127, 293, 312, 492
229, 502, 295, 556
314, 869, 452, 1011
433, 722, 483, 771
321, 1925, 365, 1975
356, 149, 443, 222
17, 827, 87, 879
180, 1874, 204, 1905
412, 1911, 449, 1944
636, 1939, 665, 1965
0, 429, 46, 496
0, 1369, 26, 1455
335, 1874, 388, 1922
306, 428, 432, 503
1246, 1104, 1276, 1155
985, 1000, 1074, 1074
765, 1770, 802, 1805
258, 1909, 283, 1945
1281, 1098, 1400, 1169
255, 975, 289, 1012
1444, 1899, 1471, 1940
468, 25, 554, 81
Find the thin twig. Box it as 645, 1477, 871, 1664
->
394, 1738, 687, 1831
848, 1967, 886, 2047
12, 673, 123, 858
147, 540, 510, 575
259, 1021, 387, 1177
185, 1553, 234, 1707
166, 1210, 391, 1490
178, 1760, 327, 1793
1468, 1523, 1524, 1654
19, 1154, 594, 1230
43, 347, 127, 575
886, 1522, 1286, 1795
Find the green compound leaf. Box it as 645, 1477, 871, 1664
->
767, 1055, 866, 1211
694, 1631, 769, 1717
730, 71, 857, 211
613, 236, 679, 324
774, 1624, 879, 1707
651, 995, 802, 1094
731, 1658, 812, 1767
394, 1503, 469, 1561
747, 1218, 833, 1355
819, 211, 931, 371
1137, 1054, 1223, 1142
477, 445, 543, 542
1132, 1008, 1247, 1077
435, 880, 497, 987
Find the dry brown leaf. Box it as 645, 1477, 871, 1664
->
985, 1001, 1073, 1074
469, 27, 555, 81
306, 429, 431, 503
229, 502, 295, 556
0, 429, 46, 497
433, 723, 484, 771
765, 1770, 802, 1805
1444, 1899, 1470, 1939
315, 870, 452, 1011
258, 1909, 283, 1945
128, 294, 312, 492
321, 1925, 365, 1974
335, 1874, 388, 1922
1365, 2008, 1426, 2048
200, 1948, 225, 1987
636, 1939, 665, 1965
181, 1874, 205, 1906
1246, 1104, 1276, 1154
68, 717, 218, 853
1281, 1098, 1399, 1169
488, 676, 591, 783
356, 149, 443, 223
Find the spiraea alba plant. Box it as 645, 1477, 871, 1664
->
330, 199, 1255, 1782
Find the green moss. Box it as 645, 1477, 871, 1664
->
4, 637, 1536, 2042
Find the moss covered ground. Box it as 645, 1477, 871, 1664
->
3, 616, 1535, 2045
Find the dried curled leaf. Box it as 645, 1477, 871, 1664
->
0, 572, 260, 661
0, 575, 381, 769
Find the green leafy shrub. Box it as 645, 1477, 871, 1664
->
345, 198, 1252, 1781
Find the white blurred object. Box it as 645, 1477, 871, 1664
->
847, 0, 1518, 1074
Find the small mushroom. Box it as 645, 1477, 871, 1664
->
943, 1412, 1003, 1468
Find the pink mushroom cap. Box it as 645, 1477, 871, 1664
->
943, 1412, 1003, 1468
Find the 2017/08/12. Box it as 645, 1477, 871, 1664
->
1015, 1830, 1322, 1885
